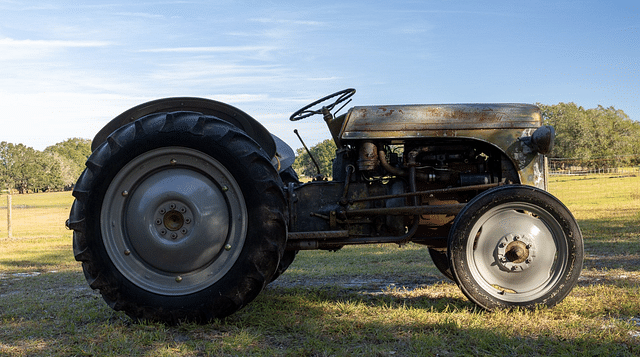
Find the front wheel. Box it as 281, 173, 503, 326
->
448, 185, 583, 310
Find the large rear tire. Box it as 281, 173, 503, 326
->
448, 185, 583, 310
68, 112, 287, 323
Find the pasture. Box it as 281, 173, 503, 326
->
0, 175, 639, 356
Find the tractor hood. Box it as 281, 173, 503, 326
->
339, 104, 542, 142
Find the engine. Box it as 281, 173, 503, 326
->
287, 138, 515, 250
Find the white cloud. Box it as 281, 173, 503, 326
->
139, 46, 277, 53
206, 94, 270, 103
0, 37, 112, 61
0, 37, 111, 48
114, 12, 165, 19
249, 18, 325, 26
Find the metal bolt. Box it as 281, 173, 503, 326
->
124, 249, 131, 256
525, 259, 531, 264
175, 276, 183, 283
221, 186, 229, 192
122, 190, 129, 197
514, 235, 520, 241
170, 159, 177, 165
224, 244, 232, 251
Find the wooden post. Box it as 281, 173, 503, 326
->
7, 193, 12, 239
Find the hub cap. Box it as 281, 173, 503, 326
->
467, 203, 566, 301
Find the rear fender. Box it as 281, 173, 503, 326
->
91, 97, 276, 158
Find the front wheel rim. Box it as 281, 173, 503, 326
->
101, 147, 247, 296
466, 202, 567, 302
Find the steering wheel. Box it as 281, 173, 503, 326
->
290, 88, 356, 121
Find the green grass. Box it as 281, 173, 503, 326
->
1, 177, 639, 356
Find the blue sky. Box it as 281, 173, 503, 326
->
0, 0, 638, 151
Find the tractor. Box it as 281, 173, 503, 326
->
67, 88, 583, 323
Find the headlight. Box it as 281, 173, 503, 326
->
530, 125, 555, 155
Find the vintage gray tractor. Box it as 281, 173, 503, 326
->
67, 88, 583, 323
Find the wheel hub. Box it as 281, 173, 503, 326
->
154, 201, 192, 239
496, 233, 536, 272
163, 210, 184, 231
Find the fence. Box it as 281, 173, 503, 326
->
548, 157, 640, 176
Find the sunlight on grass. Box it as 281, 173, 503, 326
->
0, 178, 639, 356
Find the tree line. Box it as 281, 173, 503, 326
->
1, 102, 638, 192
0, 138, 91, 194
294, 103, 640, 178
539, 103, 640, 168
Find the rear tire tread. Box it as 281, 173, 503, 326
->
70, 111, 286, 323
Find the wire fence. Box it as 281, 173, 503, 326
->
548, 157, 640, 176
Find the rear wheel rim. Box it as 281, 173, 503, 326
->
101, 147, 247, 296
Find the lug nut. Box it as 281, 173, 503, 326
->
175, 276, 182, 282
221, 186, 229, 192
170, 159, 177, 165
225, 244, 232, 251
122, 190, 129, 197
124, 249, 131, 256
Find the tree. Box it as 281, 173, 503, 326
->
539, 103, 640, 167
0, 142, 63, 193
292, 139, 337, 179
0, 138, 91, 193
44, 138, 91, 188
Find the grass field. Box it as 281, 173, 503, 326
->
0, 175, 639, 356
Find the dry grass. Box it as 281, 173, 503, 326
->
0, 177, 639, 356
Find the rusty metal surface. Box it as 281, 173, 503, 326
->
288, 230, 350, 240
341, 104, 541, 141
345, 203, 465, 216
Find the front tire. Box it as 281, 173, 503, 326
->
448, 185, 583, 310
68, 112, 287, 323
428, 248, 454, 282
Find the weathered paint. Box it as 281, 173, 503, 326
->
340, 103, 545, 188
341, 104, 541, 139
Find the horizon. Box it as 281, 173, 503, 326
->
1, 1, 638, 152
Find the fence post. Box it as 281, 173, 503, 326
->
7, 193, 12, 239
